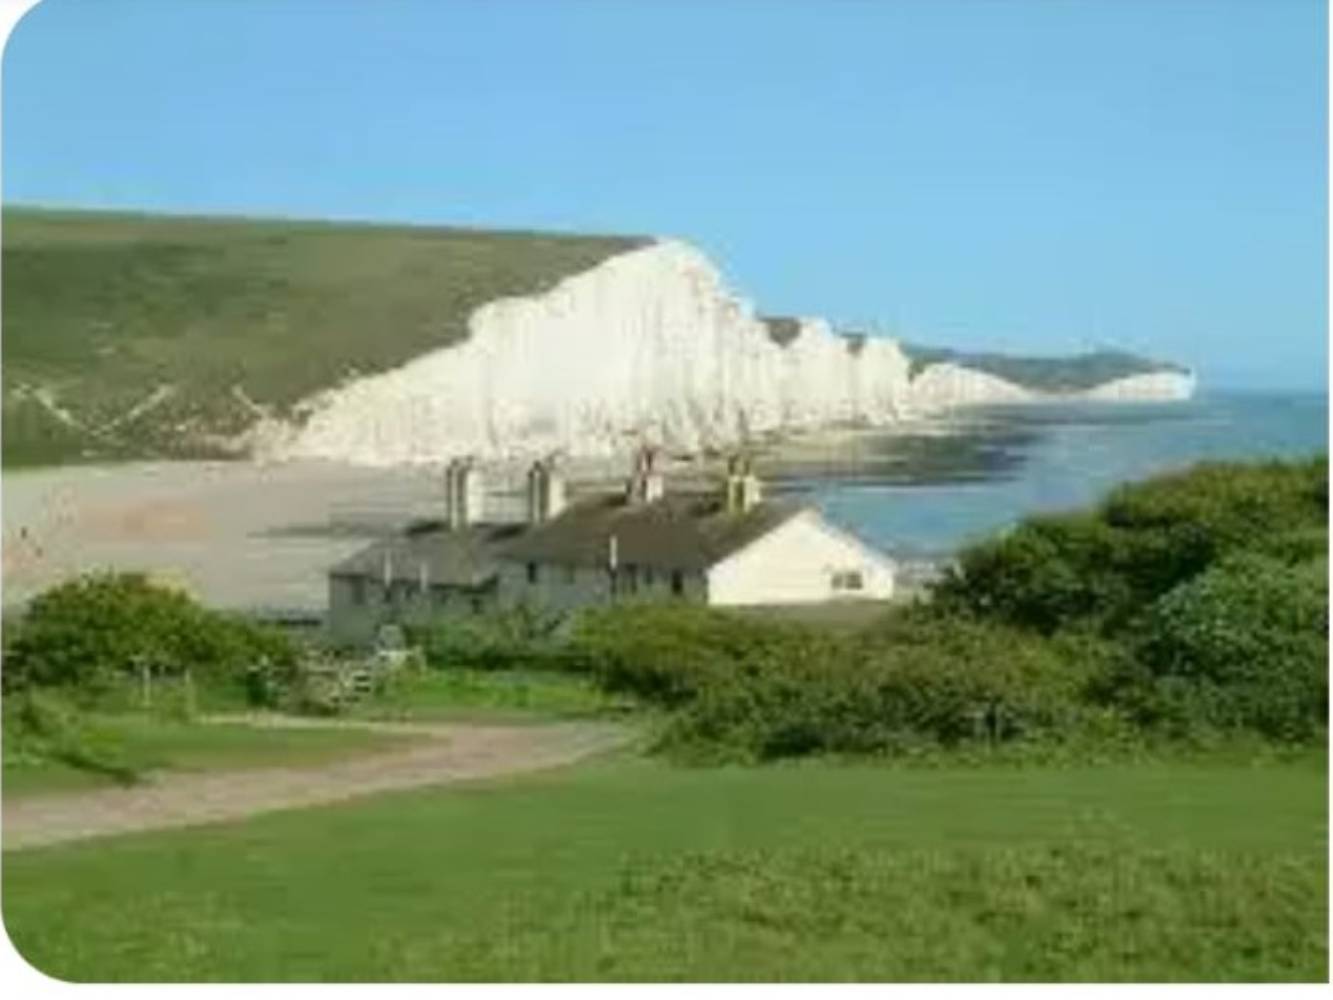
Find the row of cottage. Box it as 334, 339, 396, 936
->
327, 449, 897, 645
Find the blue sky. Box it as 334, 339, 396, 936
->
3, 0, 1327, 390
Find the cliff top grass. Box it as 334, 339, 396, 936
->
1, 206, 647, 466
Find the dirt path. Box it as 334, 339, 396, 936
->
3, 718, 634, 851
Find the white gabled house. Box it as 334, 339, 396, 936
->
497, 451, 894, 610
704, 506, 896, 606
327, 449, 895, 643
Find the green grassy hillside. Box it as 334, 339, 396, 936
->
1, 208, 647, 466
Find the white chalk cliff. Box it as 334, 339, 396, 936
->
1077, 370, 1199, 401
254, 240, 1194, 465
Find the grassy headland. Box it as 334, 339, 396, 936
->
1, 207, 646, 466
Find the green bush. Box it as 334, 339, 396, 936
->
663, 613, 1119, 760
567, 603, 827, 706
933, 457, 1327, 635
416, 605, 571, 672
2, 572, 298, 703
1110, 553, 1328, 742
931, 513, 1134, 633
564, 604, 1126, 760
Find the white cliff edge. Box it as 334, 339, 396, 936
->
1075, 370, 1197, 402
250, 239, 1193, 465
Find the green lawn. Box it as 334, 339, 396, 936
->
3, 753, 1325, 982
349, 667, 638, 724
2, 715, 418, 798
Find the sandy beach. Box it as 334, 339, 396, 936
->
0, 422, 990, 615
0, 452, 733, 614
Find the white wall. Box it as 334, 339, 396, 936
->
706, 511, 895, 606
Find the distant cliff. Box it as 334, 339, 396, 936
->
257, 241, 1194, 465
898, 342, 1191, 391
1, 210, 1192, 468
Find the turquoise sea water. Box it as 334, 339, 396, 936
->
782, 391, 1328, 563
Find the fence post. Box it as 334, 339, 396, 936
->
184, 667, 196, 719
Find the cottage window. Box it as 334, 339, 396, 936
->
671, 571, 685, 596
527, 562, 539, 584
831, 570, 865, 592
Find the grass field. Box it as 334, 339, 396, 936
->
2, 714, 417, 798
350, 668, 637, 725
3, 753, 1325, 982
1, 207, 645, 466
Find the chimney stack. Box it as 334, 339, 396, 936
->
625, 445, 664, 505
724, 454, 763, 514
526, 456, 566, 525
445, 457, 484, 529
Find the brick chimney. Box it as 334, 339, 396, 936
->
724, 454, 762, 514
625, 445, 664, 505
526, 456, 566, 525
445, 457, 484, 529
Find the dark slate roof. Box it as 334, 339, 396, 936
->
329, 521, 523, 588
497, 493, 807, 572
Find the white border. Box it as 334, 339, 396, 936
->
0, 0, 1327, 995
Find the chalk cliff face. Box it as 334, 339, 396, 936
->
1076, 371, 1198, 402
907, 363, 1035, 409
255, 240, 1192, 465
907, 365, 1197, 409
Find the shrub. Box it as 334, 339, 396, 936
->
567, 604, 1122, 760
931, 513, 1134, 633
663, 613, 1115, 760
2, 572, 298, 703
416, 605, 570, 672
1108, 553, 1327, 741
568, 603, 822, 706
933, 457, 1327, 636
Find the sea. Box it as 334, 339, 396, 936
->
772, 390, 1328, 568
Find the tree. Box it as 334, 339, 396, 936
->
3, 572, 295, 699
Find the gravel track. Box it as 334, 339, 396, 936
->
3, 718, 633, 851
